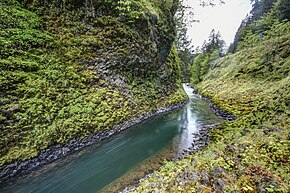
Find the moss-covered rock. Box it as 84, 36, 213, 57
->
0, 0, 187, 168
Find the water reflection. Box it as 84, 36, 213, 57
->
176, 104, 198, 151
174, 84, 220, 152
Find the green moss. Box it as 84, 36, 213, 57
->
132, 34, 290, 192
0, 0, 187, 167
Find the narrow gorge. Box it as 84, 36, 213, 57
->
0, 0, 289, 192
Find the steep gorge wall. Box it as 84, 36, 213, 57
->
0, 0, 187, 168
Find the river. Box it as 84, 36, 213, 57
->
0, 84, 221, 193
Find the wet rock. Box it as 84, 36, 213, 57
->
62, 147, 70, 155
32, 162, 40, 168
121, 185, 136, 193
192, 92, 237, 121
178, 123, 222, 159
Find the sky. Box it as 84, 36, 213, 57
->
186, 0, 252, 49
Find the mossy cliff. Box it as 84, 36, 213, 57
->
131, 35, 290, 191
0, 0, 187, 168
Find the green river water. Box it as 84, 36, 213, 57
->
0, 84, 221, 193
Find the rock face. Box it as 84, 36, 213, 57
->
0, 0, 187, 178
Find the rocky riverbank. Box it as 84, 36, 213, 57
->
0, 99, 189, 183
120, 123, 222, 193
178, 123, 221, 159
190, 85, 236, 121
121, 91, 237, 193
178, 89, 236, 158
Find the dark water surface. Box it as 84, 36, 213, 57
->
0, 84, 221, 193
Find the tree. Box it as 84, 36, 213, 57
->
190, 54, 203, 84
174, 0, 195, 51
190, 30, 225, 84
175, 0, 226, 82
175, 0, 225, 51
229, 0, 290, 53
201, 29, 225, 56
277, 0, 290, 21
250, 0, 276, 21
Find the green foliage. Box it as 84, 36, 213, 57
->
174, 0, 194, 51
0, 0, 187, 167
132, 27, 289, 192
179, 50, 193, 82
191, 52, 221, 84
237, 18, 290, 50
190, 30, 225, 84
116, 0, 145, 21
231, 0, 290, 52
190, 54, 203, 84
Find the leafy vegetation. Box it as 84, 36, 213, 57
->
190, 29, 225, 84
132, 33, 290, 193
131, 0, 289, 192
229, 0, 290, 53
170, 0, 226, 85
0, 0, 188, 167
